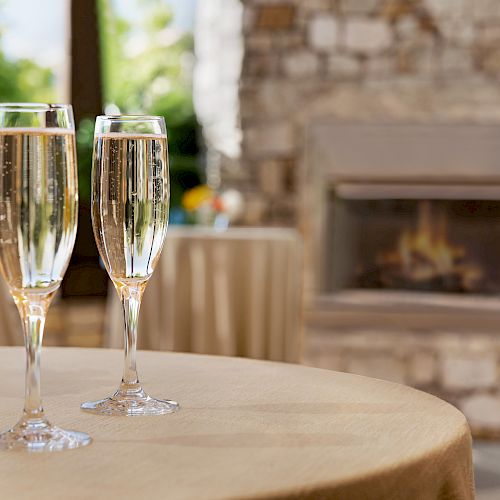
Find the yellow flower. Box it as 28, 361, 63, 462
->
182, 185, 213, 211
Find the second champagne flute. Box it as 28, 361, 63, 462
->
81, 115, 178, 416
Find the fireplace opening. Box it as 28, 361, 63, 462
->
327, 192, 500, 296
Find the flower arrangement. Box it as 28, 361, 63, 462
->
178, 185, 244, 228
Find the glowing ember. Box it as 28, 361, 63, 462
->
374, 201, 483, 292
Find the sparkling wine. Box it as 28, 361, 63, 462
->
0, 104, 91, 452
0, 128, 78, 296
82, 115, 178, 417
92, 132, 169, 288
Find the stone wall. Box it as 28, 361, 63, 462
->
225, 0, 500, 435
304, 327, 500, 436
233, 0, 500, 225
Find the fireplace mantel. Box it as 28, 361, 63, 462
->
308, 121, 500, 183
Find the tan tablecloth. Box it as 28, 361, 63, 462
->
0, 347, 473, 500
106, 227, 302, 362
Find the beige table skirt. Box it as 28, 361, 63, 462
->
105, 227, 302, 362
0, 347, 474, 499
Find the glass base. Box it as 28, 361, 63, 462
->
80, 387, 179, 416
0, 418, 92, 452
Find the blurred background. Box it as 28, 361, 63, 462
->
3, 0, 500, 493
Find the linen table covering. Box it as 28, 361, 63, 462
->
105, 227, 302, 362
0, 347, 473, 500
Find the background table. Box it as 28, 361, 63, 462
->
105, 227, 302, 362
0, 347, 473, 499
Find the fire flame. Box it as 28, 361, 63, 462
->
377, 201, 482, 291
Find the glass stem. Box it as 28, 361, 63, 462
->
16, 295, 51, 423
119, 285, 144, 393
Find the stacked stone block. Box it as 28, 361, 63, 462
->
235, 0, 500, 225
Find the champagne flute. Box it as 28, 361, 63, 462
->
81, 115, 178, 416
0, 103, 91, 451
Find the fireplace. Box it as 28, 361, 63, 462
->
304, 122, 500, 326
233, 0, 500, 433
327, 194, 500, 296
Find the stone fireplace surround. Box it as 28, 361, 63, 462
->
306, 121, 500, 296
216, 0, 500, 436
303, 121, 500, 437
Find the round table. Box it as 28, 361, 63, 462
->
0, 347, 473, 499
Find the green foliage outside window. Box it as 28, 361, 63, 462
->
91, 0, 202, 210
0, 47, 55, 104
0, 1, 201, 212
